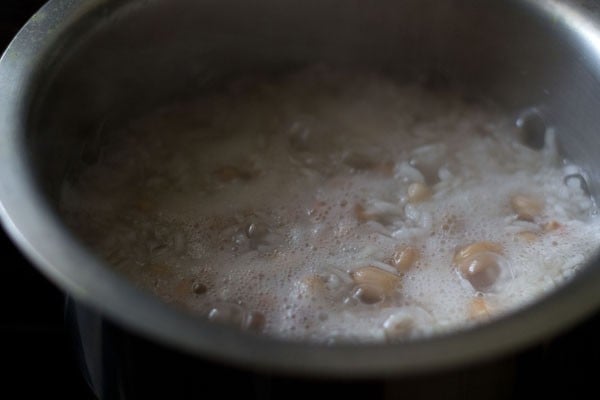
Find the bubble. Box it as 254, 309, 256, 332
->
192, 281, 207, 295
564, 173, 591, 196
208, 303, 245, 326
515, 108, 547, 150
383, 311, 414, 339
244, 311, 266, 332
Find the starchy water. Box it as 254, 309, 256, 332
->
60, 68, 600, 342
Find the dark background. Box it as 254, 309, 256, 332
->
1, 1, 95, 398
1, 1, 600, 399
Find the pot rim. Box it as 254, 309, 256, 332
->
1, 0, 600, 377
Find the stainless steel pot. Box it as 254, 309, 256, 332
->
1, 0, 600, 377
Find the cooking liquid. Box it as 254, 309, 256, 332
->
60, 69, 600, 342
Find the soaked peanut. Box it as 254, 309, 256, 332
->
353, 285, 385, 304
354, 204, 373, 222
511, 194, 544, 221
407, 182, 432, 203
454, 242, 503, 291
457, 252, 502, 291
469, 297, 491, 319
374, 161, 395, 176
392, 246, 419, 272
516, 231, 538, 243
350, 266, 400, 293
383, 312, 414, 338
453, 241, 503, 265
302, 275, 328, 294
543, 220, 562, 232
353, 202, 400, 226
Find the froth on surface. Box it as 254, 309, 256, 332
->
59, 68, 600, 343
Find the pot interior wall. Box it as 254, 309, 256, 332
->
24, 0, 600, 205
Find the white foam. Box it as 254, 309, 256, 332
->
59, 68, 600, 343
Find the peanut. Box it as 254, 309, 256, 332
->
392, 246, 419, 272
516, 231, 538, 243
511, 194, 544, 221
350, 266, 400, 294
453, 241, 503, 265
407, 182, 432, 203
469, 297, 491, 319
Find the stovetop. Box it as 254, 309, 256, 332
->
1, 1, 599, 399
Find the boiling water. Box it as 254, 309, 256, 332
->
60, 69, 600, 342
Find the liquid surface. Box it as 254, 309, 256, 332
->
60, 69, 600, 342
